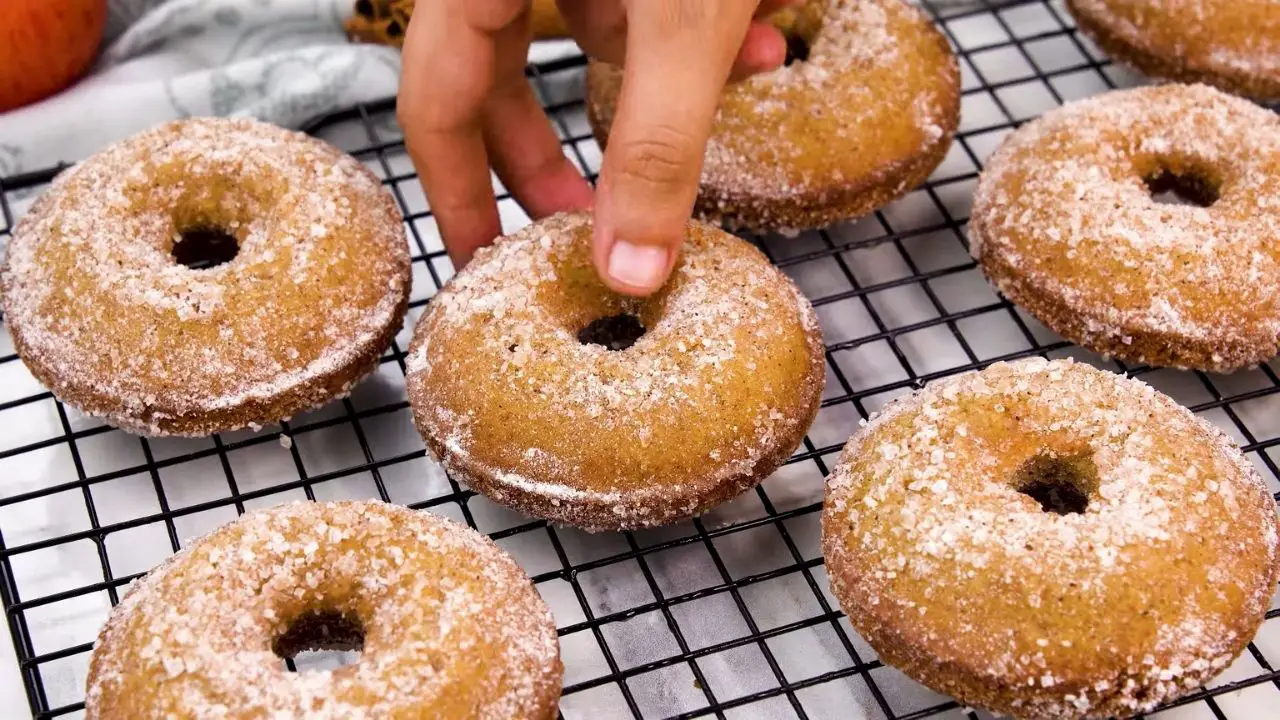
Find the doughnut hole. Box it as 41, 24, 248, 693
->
1012, 450, 1098, 516
533, 243, 669, 352
172, 227, 239, 269
1137, 156, 1223, 208
783, 35, 811, 66
131, 154, 285, 271
578, 314, 646, 351
771, 3, 825, 66
272, 609, 364, 672
1144, 170, 1221, 208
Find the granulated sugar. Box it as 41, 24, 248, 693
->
823, 358, 1280, 719
1, 117, 411, 435
1068, 0, 1280, 100
970, 84, 1280, 371
586, 0, 960, 231
85, 501, 561, 718
406, 212, 825, 531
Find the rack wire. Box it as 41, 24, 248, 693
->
0, 1, 1278, 718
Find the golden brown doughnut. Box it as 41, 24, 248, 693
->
1068, 0, 1280, 101
585, 0, 960, 233
823, 358, 1280, 720
85, 501, 562, 719
970, 84, 1280, 373
0, 117, 411, 435
406, 212, 825, 532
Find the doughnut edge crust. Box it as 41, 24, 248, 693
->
0, 118, 412, 436
1066, 0, 1280, 102
969, 84, 1280, 372
822, 358, 1280, 719
584, 0, 960, 233
406, 212, 825, 532
84, 501, 562, 719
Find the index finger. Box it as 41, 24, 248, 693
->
591, 0, 759, 296
398, 0, 525, 268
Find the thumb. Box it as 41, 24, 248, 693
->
592, 0, 757, 296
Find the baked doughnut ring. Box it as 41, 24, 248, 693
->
85, 501, 561, 719
1068, 0, 1280, 101
823, 358, 1280, 720
1, 117, 411, 435
585, 0, 960, 233
970, 84, 1280, 373
406, 212, 825, 532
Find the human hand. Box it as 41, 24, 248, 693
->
398, 0, 796, 296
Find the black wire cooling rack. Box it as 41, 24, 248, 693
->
1, 1, 1279, 718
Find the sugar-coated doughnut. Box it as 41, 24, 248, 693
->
406, 212, 825, 532
85, 501, 561, 719
585, 0, 960, 233
823, 358, 1280, 720
1068, 0, 1280, 101
970, 84, 1280, 372
1, 117, 411, 435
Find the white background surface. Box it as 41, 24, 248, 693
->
1, 1, 1279, 718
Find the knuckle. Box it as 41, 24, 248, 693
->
526, 147, 572, 181
396, 74, 446, 129
397, 88, 483, 142
615, 127, 699, 190
647, 0, 707, 30
429, 180, 494, 218
395, 98, 422, 131
502, 145, 565, 187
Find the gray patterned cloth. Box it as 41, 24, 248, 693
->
0, 0, 403, 177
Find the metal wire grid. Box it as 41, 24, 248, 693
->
0, 0, 1278, 717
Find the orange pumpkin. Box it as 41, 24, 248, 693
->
0, 0, 108, 112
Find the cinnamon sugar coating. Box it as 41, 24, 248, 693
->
584, 0, 960, 233
1, 118, 411, 435
970, 84, 1280, 372
823, 358, 1280, 720
1068, 0, 1280, 101
85, 501, 562, 719
405, 212, 825, 532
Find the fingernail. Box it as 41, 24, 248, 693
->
608, 240, 669, 291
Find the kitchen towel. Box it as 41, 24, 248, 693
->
0, 0, 403, 177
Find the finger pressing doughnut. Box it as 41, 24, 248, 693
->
585, 0, 960, 233
1067, 0, 1280, 101
406, 212, 825, 532
970, 84, 1280, 373
0, 117, 411, 435
86, 501, 562, 719
823, 358, 1280, 720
